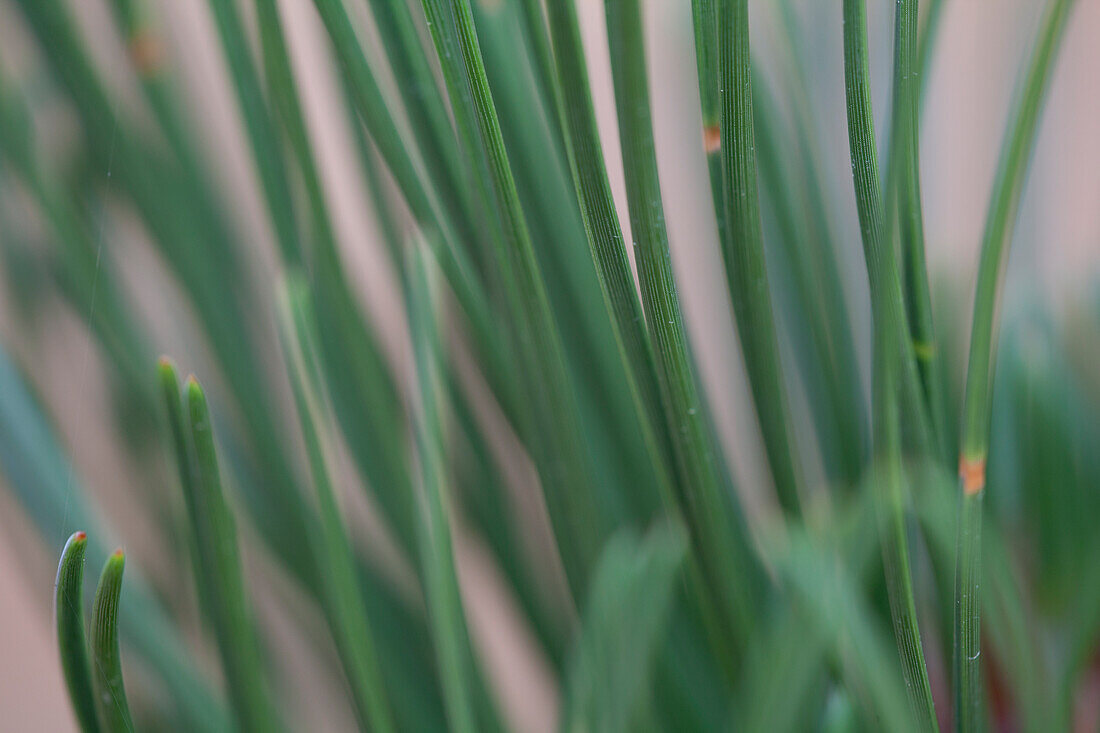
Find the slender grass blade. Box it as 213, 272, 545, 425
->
90, 550, 135, 733
55, 531, 102, 733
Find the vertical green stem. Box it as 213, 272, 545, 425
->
689, 0, 726, 245
365, 0, 474, 240
716, 0, 803, 515
841, 0, 936, 461
917, 0, 948, 111
253, 0, 418, 559
603, 0, 763, 648
954, 0, 1075, 727
543, 0, 678, 503
840, 0, 941, 723
895, 0, 948, 456
751, 67, 868, 488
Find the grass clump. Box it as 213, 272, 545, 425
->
0, 0, 1093, 729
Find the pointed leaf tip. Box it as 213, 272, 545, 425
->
56, 534, 100, 733
186, 376, 207, 411
92, 548, 135, 732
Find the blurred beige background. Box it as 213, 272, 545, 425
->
1, 0, 1097, 729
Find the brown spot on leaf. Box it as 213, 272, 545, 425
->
130, 31, 164, 76
960, 455, 986, 495
703, 125, 721, 153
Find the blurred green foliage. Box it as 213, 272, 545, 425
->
0, 0, 1095, 730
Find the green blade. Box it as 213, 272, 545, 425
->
90, 550, 135, 733
715, 0, 804, 515
55, 531, 102, 733
775, 530, 916, 732
564, 523, 689, 733
161, 368, 282, 732
873, 1, 939, 727
917, 0, 949, 112
418, 0, 605, 599
750, 67, 868, 489
958, 0, 1077, 466
473, 0, 663, 531
407, 243, 502, 733
11, 0, 322, 592
893, 0, 948, 456
841, 0, 936, 462
871, 356, 938, 730
543, 0, 677, 502
276, 275, 397, 733
602, 0, 764, 652
204, 0, 301, 268
0, 347, 228, 732
954, 1, 1076, 726
253, 0, 418, 559
362, 0, 473, 239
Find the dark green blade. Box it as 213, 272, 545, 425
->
55, 531, 102, 733
160, 367, 283, 733
90, 550, 135, 733
715, 0, 804, 515
418, 0, 606, 600
603, 0, 764, 655
0, 346, 228, 733
276, 276, 397, 733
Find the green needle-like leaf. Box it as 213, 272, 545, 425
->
0, 346, 228, 732
775, 530, 916, 732
716, 0, 803, 515
308, 0, 499, 365
418, 0, 605, 599
872, 360, 938, 731
55, 531, 102, 733
408, 244, 501, 733
363, 0, 473, 239
841, 0, 937, 462
917, 0, 948, 111
954, 1, 1076, 727
689, 0, 725, 244
253, 0, 418, 558
957, 0, 1077, 473
603, 0, 763, 648
893, 0, 948, 456
564, 523, 689, 733
514, 0, 567, 157
543, 0, 676, 505
1, 0, 1094, 728
738, 603, 830, 731
276, 275, 396, 733
90, 550, 135, 733
307, 0, 452, 242
160, 365, 282, 733
871, 1, 938, 727
750, 48, 868, 488
204, 0, 301, 268
541, 0, 760, 664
